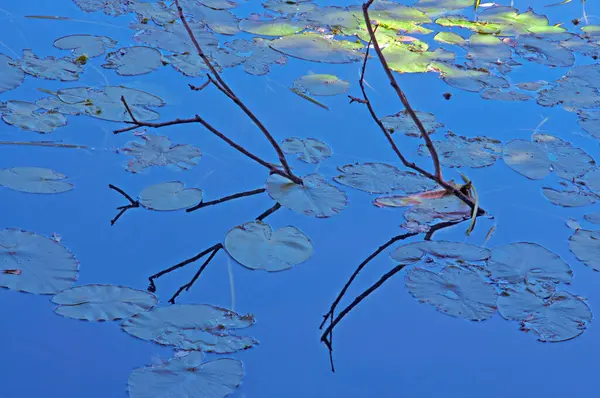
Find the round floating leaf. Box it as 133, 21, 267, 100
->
266, 173, 347, 218
52, 284, 157, 321
498, 289, 591, 342
133, 22, 218, 53
0, 54, 24, 93
578, 110, 600, 140
139, 181, 203, 211
334, 162, 438, 194
72, 0, 130, 16
406, 266, 497, 321
480, 88, 532, 102
434, 31, 466, 45
239, 18, 306, 36
0, 229, 78, 294
435, 63, 509, 93
19, 49, 83, 81
264, 0, 316, 14
227, 38, 287, 76
391, 241, 491, 264
224, 221, 313, 271
292, 74, 349, 96
0, 167, 73, 194
542, 187, 598, 207
584, 213, 600, 224
128, 353, 243, 398
382, 110, 443, 137
419, 133, 502, 168
281, 137, 331, 163
515, 35, 574, 67
120, 135, 202, 173
487, 242, 572, 286
1, 101, 67, 133
383, 43, 454, 73
582, 168, 600, 194
122, 304, 257, 354
53, 34, 117, 57
516, 81, 547, 91
569, 228, 600, 270
188, 4, 240, 35
102, 46, 162, 76
269, 33, 363, 64
503, 134, 595, 180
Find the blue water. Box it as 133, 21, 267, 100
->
2, 1, 600, 397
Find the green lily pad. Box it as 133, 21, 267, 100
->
281, 137, 332, 163
269, 33, 363, 64
0, 167, 73, 194
52, 284, 157, 321
133, 22, 218, 53
434, 63, 509, 92
542, 187, 598, 207
419, 133, 502, 168
0, 54, 24, 93
139, 181, 203, 211
480, 88, 532, 102
569, 228, 600, 270
102, 46, 162, 76
19, 49, 83, 81
434, 32, 466, 45
292, 74, 349, 96
514, 35, 574, 67
227, 38, 288, 75
263, 0, 316, 14
1, 101, 67, 133
391, 240, 491, 264
120, 135, 202, 174
0, 229, 78, 294
382, 110, 443, 137
224, 221, 313, 271
406, 265, 497, 321
72, 0, 131, 16
266, 173, 347, 218
239, 18, 306, 36
383, 43, 455, 73
53, 34, 117, 57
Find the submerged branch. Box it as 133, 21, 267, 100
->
187, 188, 266, 212
173, 0, 298, 183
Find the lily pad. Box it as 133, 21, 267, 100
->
382, 110, 443, 138
52, 284, 157, 321
584, 213, 600, 224
578, 110, 600, 140
239, 18, 306, 36
569, 228, 600, 270
132, 22, 218, 53
128, 352, 243, 398
503, 134, 595, 180
435, 63, 510, 92
514, 35, 574, 68
0, 229, 78, 294
19, 49, 83, 81
119, 135, 202, 173
269, 33, 363, 64
122, 304, 257, 353
391, 241, 491, 264
139, 181, 203, 211
303, 6, 359, 30
516, 81, 547, 91
480, 88, 532, 102
53, 34, 117, 57
419, 133, 502, 168
263, 0, 316, 14
164, 49, 245, 76
281, 137, 331, 163
0, 54, 24, 93
434, 32, 466, 45
1, 101, 67, 133
102, 46, 162, 76
542, 187, 598, 207
334, 162, 438, 194
227, 38, 287, 76
498, 289, 591, 342
224, 221, 313, 271
406, 266, 497, 321
292, 74, 349, 96
187, 4, 240, 35
383, 44, 454, 73
72, 0, 131, 16
487, 242, 572, 287
130, 1, 177, 25
266, 173, 347, 218
0, 167, 73, 194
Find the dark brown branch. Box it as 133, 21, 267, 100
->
108, 184, 139, 225
256, 202, 281, 221
169, 246, 221, 303
362, 0, 443, 181
353, 19, 484, 216
121, 95, 138, 123
187, 188, 266, 212
174, 0, 298, 183
189, 78, 210, 92
424, 217, 470, 240
113, 109, 296, 182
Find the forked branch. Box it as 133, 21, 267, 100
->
108, 184, 139, 225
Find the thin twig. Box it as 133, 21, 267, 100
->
187, 188, 266, 212
0, 141, 87, 149
189, 78, 210, 92
174, 0, 298, 183
121, 95, 138, 123
424, 217, 470, 240
114, 109, 295, 182
169, 246, 221, 303
256, 202, 281, 221
362, 0, 443, 181
108, 184, 139, 225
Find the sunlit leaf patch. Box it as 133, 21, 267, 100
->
292, 74, 349, 96
406, 266, 497, 321
0, 54, 24, 93
119, 135, 202, 173
569, 228, 600, 270
0, 167, 74, 194
53, 34, 117, 57
122, 304, 257, 353
139, 181, 203, 211
383, 44, 455, 73
19, 49, 83, 81
266, 173, 347, 218
382, 110, 443, 137
224, 221, 314, 271
1, 100, 67, 133
434, 31, 466, 45
52, 284, 157, 321
0, 229, 78, 294
498, 288, 591, 342
503, 134, 595, 180
239, 17, 306, 36
281, 137, 332, 163
102, 46, 162, 76
128, 352, 243, 398
334, 162, 438, 194
419, 133, 502, 168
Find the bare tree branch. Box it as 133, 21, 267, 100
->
108, 184, 139, 225
187, 188, 266, 212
